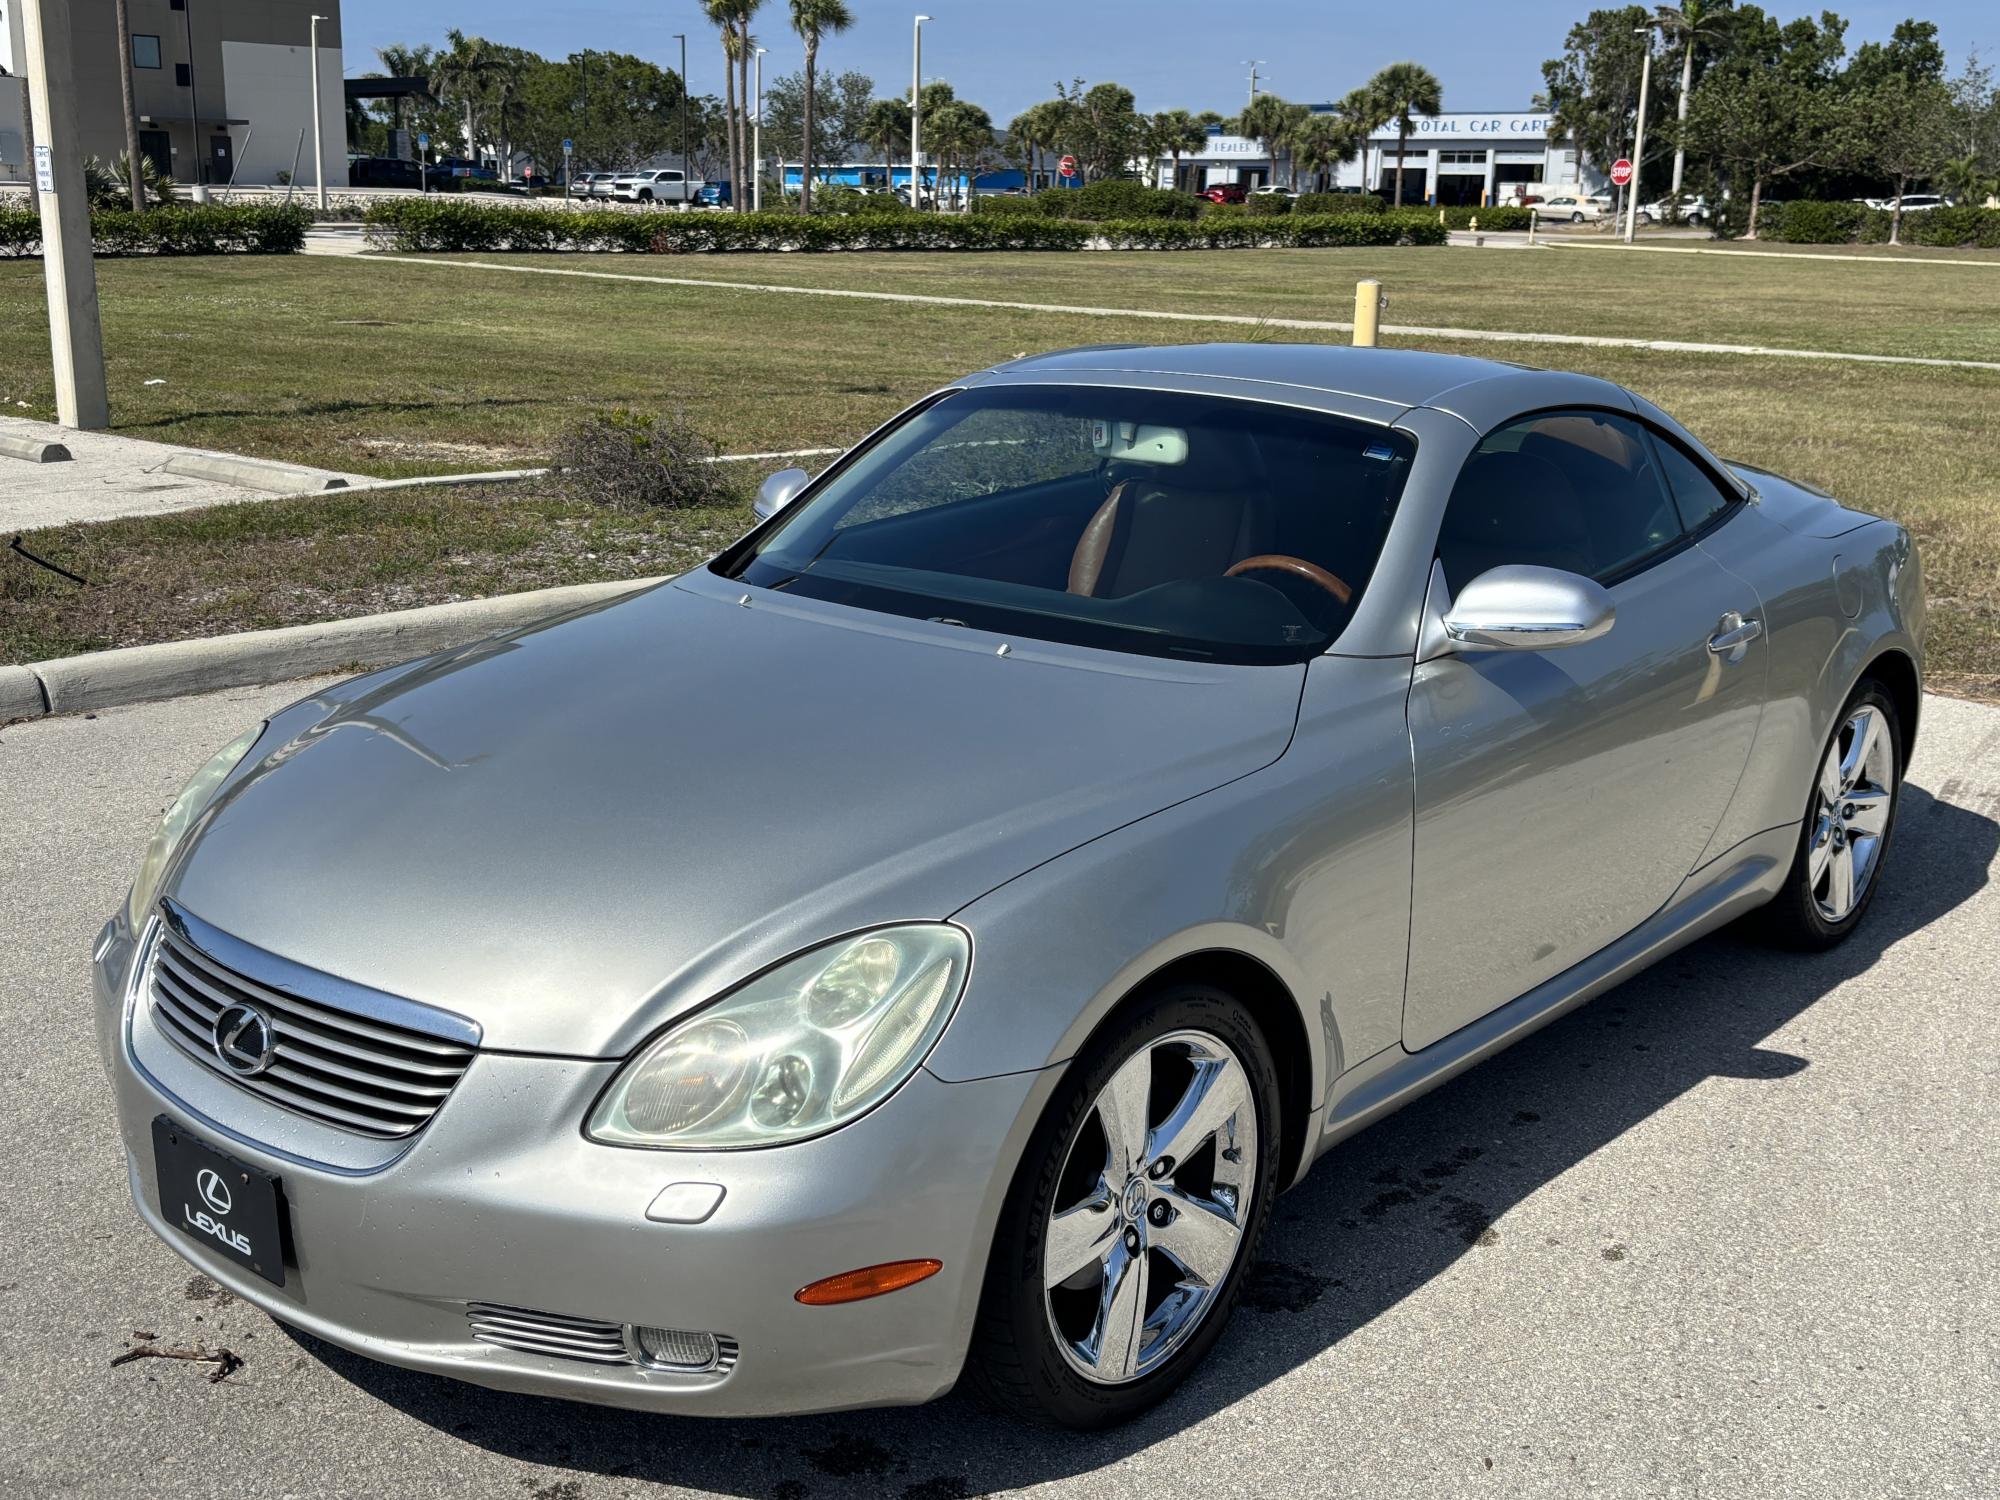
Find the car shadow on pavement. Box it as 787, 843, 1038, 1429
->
276, 784, 1996, 1500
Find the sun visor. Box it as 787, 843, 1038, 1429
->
1090, 420, 1188, 465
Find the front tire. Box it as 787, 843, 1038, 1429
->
966, 985, 1280, 1428
1571, 211, 1584, 223
1757, 680, 1902, 949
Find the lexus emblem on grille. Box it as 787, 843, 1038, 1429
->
196, 1167, 233, 1216
212, 1003, 276, 1077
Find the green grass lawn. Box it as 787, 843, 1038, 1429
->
0, 248, 1994, 687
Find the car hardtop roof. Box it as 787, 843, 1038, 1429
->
976, 342, 1627, 425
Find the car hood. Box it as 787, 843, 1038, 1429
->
166, 571, 1304, 1057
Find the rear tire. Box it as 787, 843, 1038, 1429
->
965, 984, 1280, 1429
1756, 680, 1901, 950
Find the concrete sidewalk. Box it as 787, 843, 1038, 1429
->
0, 414, 367, 530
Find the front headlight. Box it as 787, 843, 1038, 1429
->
125, 722, 264, 929
588, 924, 970, 1149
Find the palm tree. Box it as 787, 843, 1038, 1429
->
789, 0, 853, 212
1654, 2, 1733, 200
1290, 113, 1363, 194
1366, 61, 1442, 207
1233, 93, 1296, 191
1938, 153, 1998, 207
860, 97, 911, 195
1149, 108, 1210, 191
112, 0, 146, 205
430, 31, 500, 164
373, 44, 436, 160
705, 3, 744, 207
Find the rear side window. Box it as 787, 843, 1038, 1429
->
1436, 409, 1683, 592
1648, 430, 1738, 535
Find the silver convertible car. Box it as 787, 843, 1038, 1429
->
94, 345, 1923, 1429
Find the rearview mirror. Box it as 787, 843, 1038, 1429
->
1440, 564, 1615, 652
753, 467, 811, 522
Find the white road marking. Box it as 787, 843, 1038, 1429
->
367, 254, 2000, 374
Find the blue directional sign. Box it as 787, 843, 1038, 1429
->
417, 133, 429, 149
562, 139, 574, 154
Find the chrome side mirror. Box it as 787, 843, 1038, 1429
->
753, 467, 810, 522
1438, 564, 1615, 652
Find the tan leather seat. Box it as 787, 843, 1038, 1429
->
1066, 440, 1273, 597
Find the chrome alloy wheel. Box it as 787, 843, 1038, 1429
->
1042, 1029, 1258, 1386
1808, 703, 1896, 922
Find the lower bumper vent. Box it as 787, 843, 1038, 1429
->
466, 1302, 737, 1374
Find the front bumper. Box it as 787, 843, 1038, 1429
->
95, 917, 1055, 1417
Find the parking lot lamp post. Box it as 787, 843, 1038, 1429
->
310, 15, 327, 210
910, 15, 930, 209
754, 47, 767, 211
674, 33, 687, 179
1622, 25, 1653, 245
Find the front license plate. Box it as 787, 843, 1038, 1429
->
152, 1116, 286, 1286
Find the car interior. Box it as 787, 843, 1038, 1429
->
730, 391, 1417, 662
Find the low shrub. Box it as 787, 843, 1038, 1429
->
1762, 200, 1871, 243
1442, 205, 1532, 231
1244, 193, 1291, 217
360, 199, 1449, 253
1296, 192, 1384, 216
549, 408, 736, 511
970, 194, 1045, 217
1037, 181, 1199, 221
0, 202, 309, 256
1758, 199, 2000, 247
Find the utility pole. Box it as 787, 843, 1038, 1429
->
20, 0, 110, 429
181, 0, 202, 185
310, 15, 327, 210
1243, 60, 1266, 109
911, 14, 930, 210
753, 47, 766, 211
1622, 25, 1653, 244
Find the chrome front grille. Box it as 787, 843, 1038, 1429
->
147, 910, 476, 1139
466, 1303, 740, 1374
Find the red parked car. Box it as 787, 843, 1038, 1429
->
1199, 183, 1247, 204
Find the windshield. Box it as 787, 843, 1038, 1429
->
716, 384, 1416, 665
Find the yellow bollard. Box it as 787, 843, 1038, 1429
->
1353, 279, 1382, 348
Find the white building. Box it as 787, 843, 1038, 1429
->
1156, 108, 1605, 205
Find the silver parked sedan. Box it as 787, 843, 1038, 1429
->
95, 345, 1923, 1428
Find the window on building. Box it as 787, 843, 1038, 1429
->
132, 34, 162, 68
175, 63, 191, 87
170, 0, 186, 8
1437, 150, 1487, 166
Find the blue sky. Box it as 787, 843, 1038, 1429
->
341, 0, 1999, 119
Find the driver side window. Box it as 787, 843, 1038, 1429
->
1437, 409, 1685, 594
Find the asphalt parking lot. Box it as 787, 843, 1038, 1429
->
3, 679, 1995, 1500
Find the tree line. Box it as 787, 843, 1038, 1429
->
1542, 6, 2000, 240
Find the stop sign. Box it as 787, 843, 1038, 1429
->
1610, 158, 1634, 186
1058, 155, 1078, 179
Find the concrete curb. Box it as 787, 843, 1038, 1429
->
160, 452, 351, 493
4, 575, 663, 723
0, 432, 72, 464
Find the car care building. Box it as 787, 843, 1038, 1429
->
1155, 108, 1605, 205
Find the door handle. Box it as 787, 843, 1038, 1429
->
1707, 612, 1763, 660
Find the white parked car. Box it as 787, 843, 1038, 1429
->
610, 168, 704, 205
1248, 185, 1297, 199
1538, 194, 1611, 223
1638, 194, 1709, 224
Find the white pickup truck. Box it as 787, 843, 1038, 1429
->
607, 168, 705, 204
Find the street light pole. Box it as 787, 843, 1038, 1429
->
19, 0, 109, 428
1243, 60, 1266, 109
309, 15, 327, 211
910, 14, 930, 210
753, 47, 766, 212
1622, 26, 1653, 245
673, 33, 687, 174
182, 0, 201, 185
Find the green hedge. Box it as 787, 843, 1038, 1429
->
1035, 181, 1200, 221
971, 194, 1050, 217
1297, 192, 1385, 215
1759, 200, 2000, 247
1244, 193, 1291, 217
1444, 205, 1533, 231
362, 199, 1450, 252
0, 202, 310, 256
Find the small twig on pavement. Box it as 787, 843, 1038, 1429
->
110, 1341, 244, 1383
